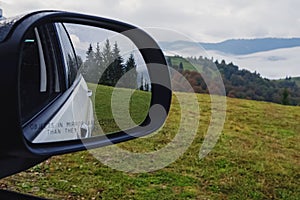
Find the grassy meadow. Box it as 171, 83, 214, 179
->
91, 84, 151, 134
0, 90, 299, 199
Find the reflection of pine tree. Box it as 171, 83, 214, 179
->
139, 74, 144, 90
139, 73, 151, 91
86, 44, 93, 57
98, 40, 126, 86
99, 39, 114, 86
111, 42, 124, 86
122, 53, 137, 89
144, 81, 149, 91
82, 44, 99, 83
82, 40, 138, 89
95, 43, 102, 67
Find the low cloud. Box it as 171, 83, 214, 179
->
1, 0, 300, 42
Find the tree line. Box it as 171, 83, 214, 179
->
80, 39, 150, 91
167, 56, 300, 106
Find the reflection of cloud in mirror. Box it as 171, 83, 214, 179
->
69, 34, 90, 55
65, 23, 142, 62
65, 23, 116, 44
64, 23, 117, 59
65, 23, 152, 88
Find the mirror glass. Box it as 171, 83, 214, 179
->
20, 23, 152, 143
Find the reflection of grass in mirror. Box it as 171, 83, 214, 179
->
130, 89, 152, 124
91, 84, 151, 135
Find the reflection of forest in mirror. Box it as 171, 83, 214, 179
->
64, 23, 152, 135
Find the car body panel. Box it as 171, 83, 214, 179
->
32, 76, 94, 143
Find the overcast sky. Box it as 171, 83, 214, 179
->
1, 0, 300, 42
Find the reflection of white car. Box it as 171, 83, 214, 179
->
20, 22, 94, 143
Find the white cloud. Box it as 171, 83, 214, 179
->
1, 0, 298, 78
118, 0, 142, 12
1, 0, 300, 42
208, 47, 300, 79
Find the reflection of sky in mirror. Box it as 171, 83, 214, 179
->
64, 23, 117, 59
65, 23, 142, 65
64, 23, 150, 85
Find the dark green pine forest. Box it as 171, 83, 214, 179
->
167, 56, 300, 106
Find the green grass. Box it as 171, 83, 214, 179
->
168, 56, 201, 72
0, 92, 299, 199
90, 84, 151, 134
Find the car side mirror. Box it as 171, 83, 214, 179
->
20, 22, 158, 143
0, 11, 171, 179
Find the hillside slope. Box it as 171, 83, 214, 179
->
167, 56, 300, 106
0, 92, 299, 199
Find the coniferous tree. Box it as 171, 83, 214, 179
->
95, 42, 102, 67
99, 39, 114, 86
139, 74, 144, 90
111, 42, 124, 86
82, 44, 98, 83
282, 88, 290, 105
144, 80, 149, 91
122, 53, 137, 89
94, 42, 103, 82
86, 43, 93, 58
179, 62, 184, 72
82, 40, 144, 90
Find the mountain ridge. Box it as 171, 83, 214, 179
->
200, 38, 300, 55
159, 38, 300, 55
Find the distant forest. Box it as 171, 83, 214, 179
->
167, 56, 300, 106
